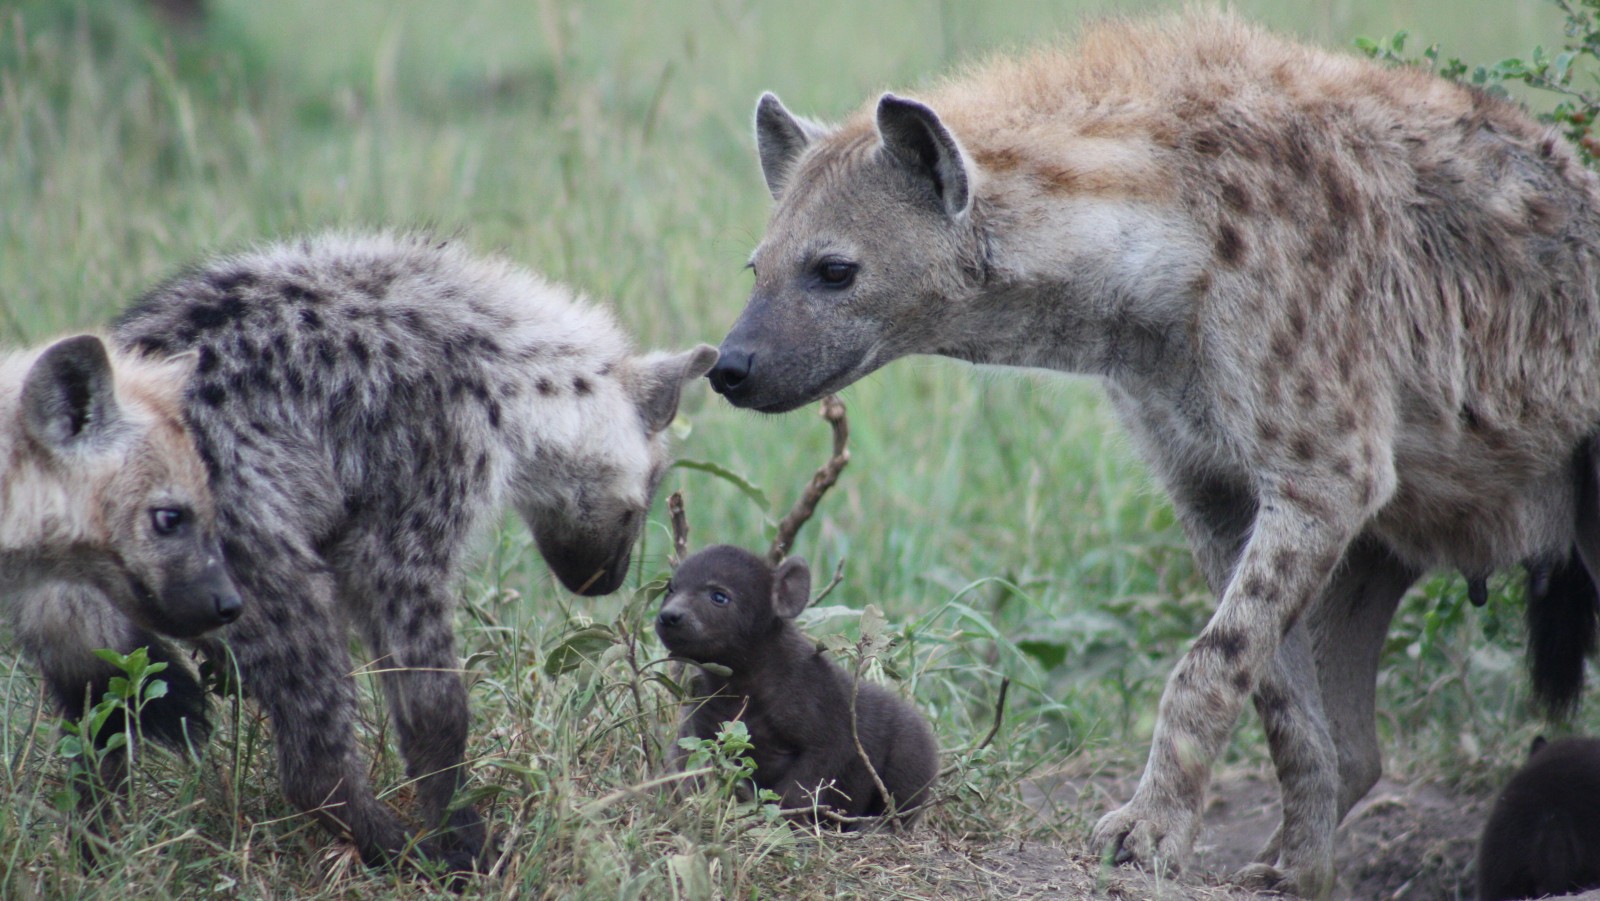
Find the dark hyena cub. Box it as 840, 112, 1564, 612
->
656, 545, 938, 826
1476, 736, 1600, 901
84, 231, 717, 872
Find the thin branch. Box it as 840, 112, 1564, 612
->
848, 647, 899, 828
810, 559, 847, 607
767, 394, 850, 566
939, 677, 1011, 780
668, 490, 690, 567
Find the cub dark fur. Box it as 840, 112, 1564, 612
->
1477, 736, 1600, 901
657, 544, 937, 826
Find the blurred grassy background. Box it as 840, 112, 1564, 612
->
1, 1, 1594, 898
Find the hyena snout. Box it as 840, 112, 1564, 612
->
653, 600, 700, 654
537, 532, 632, 597
705, 345, 753, 398
156, 554, 242, 637
712, 300, 871, 413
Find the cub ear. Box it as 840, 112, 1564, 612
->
875, 92, 971, 218
771, 556, 812, 619
21, 335, 123, 452
756, 92, 828, 200
632, 344, 719, 432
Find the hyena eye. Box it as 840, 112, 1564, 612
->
150, 508, 186, 536
710, 590, 731, 606
814, 259, 858, 289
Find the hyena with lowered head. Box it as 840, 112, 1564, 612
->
24, 231, 716, 873
708, 12, 1600, 897
2, 335, 239, 751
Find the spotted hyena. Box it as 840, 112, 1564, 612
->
2, 335, 240, 754
707, 12, 1600, 897
40, 232, 716, 873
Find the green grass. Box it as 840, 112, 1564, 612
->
2, 0, 1597, 898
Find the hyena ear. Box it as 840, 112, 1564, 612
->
755, 92, 828, 200
772, 556, 812, 620
21, 335, 123, 453
633, 344, 719, 432
875, 92, 972, 219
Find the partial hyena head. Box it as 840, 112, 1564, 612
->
654, 544, 811, 669
519, 344, 718, 597
708, 92, 984, 413
18, 335, 240, 638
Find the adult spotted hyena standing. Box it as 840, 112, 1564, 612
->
709, 12, 1600, 897
102, 232, 716, 872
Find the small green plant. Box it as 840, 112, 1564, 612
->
54, 647, 171, 811
677, 719, 781, 813
1358, 0, 1600, 161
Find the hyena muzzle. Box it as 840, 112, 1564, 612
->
710, 12, 1600, 897
24, 232, 714, 875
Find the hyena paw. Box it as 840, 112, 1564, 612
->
417, 810, 488, 890
1089, 800, 1195, 876
1231, 861, 1334, 900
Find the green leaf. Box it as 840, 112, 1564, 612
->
1017, 639, 1069, 671
542, 625, 619, 677
667, 849, 714, 901
859, 604, 886, 641
143, 678, 169, 701
670, 458, 769, 509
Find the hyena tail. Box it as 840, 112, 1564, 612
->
1526, 553, 1599, 719
1526, 440, 1600, 720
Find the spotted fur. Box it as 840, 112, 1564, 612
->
38, 231, 718, 873
709, 11, 1600, 897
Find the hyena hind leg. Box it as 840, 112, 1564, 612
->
224, 561, 417, 870
348, 564, 485, 872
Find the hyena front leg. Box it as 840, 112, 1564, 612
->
1232, 620, 1338, 897
224, 559, 413, 868
1090, 475, 1374, 890
346, 560, 484, 872
1154, 470, 1340, 895
1237, 537, 1416, 895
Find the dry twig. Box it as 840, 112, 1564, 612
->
767, 394, 850, 566
668, 490, 690, 567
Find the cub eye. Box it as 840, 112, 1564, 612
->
710, 591, 731, 606
150, 508, 186, 536
815, 259, 858, 289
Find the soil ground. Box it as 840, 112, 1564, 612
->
892, 765, 1600, 900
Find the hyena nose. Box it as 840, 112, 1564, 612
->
214, 591, 242, 624
656, 609, 683, 629
707, 347, 753, 397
